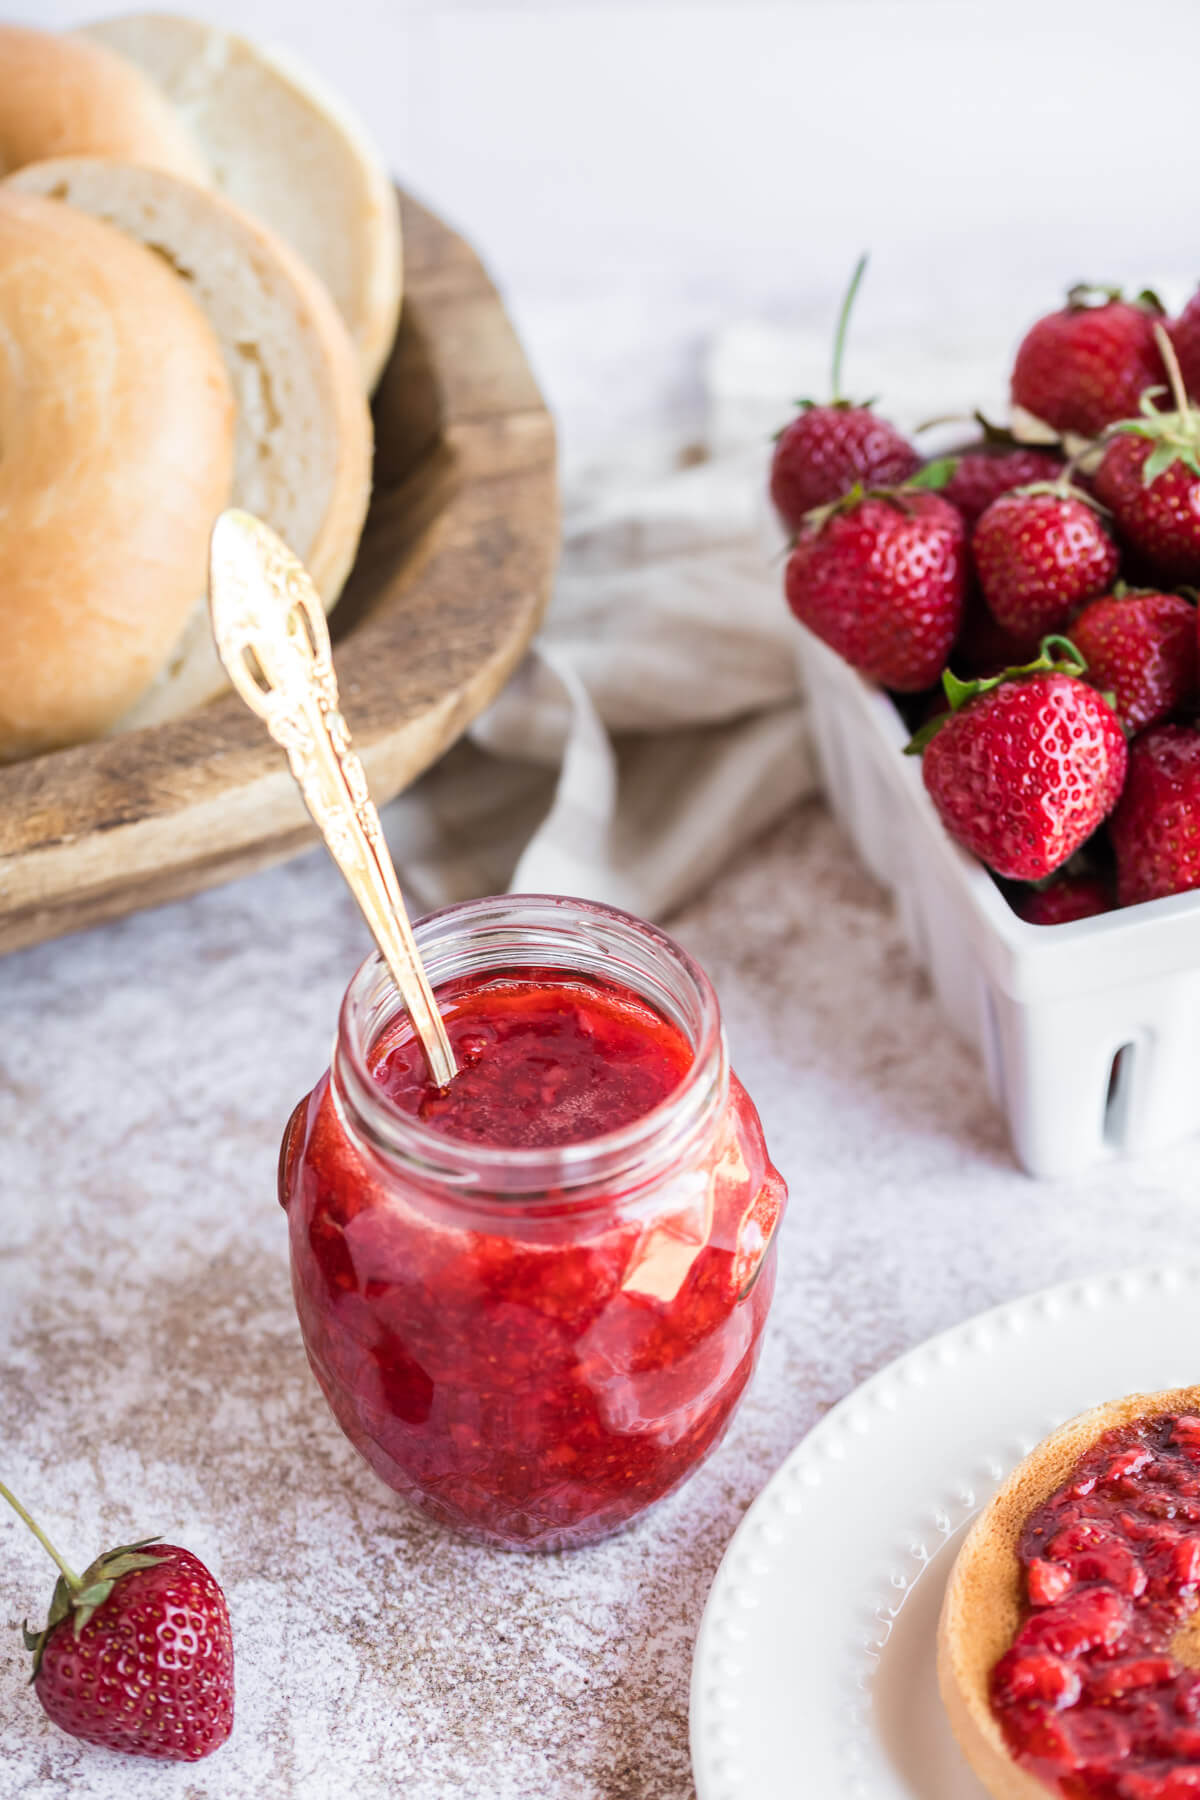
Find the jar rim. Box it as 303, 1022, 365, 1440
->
331, 892, 726, 1201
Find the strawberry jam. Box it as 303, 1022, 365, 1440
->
373, 974, 694, 1148
992, 1413, 1200, 1797
279, 896, 786, 1551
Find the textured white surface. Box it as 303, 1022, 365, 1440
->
3, 38, 1200, 1770
691, 1266, 1200, 1800
2, 806, 1198, 1800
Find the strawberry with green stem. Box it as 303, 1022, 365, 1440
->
769, 255, 920, 530
1011, 285, 1168, 439
971, 477, 1120, 642
940, 425, 1066, 528
1069, 584, 1197, 735
785, 467, 966, 691
907, 637, 1127, 882
1094, 326, 1200, 585
1, 1479, 234, 1761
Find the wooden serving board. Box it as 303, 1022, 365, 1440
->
0, 191, 558, 954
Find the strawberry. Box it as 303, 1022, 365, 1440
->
990, 1646, 1081, 1709
908, 640, 1127, 881
1094, 332, 1200, 584
1109, 724, 1200, 906
940, 432, 1066, 528
1014, 872, 1113, 925
1011, 284, 1167, 439
3, 1481, 233, 1761
1169, 287, 1200, 400
972, 484, 1120, 640
769, 256, 919, 530
784, 483, 966, 691
1069, 587, 1197, 734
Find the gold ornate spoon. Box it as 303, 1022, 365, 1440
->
207, 509, 458, 1088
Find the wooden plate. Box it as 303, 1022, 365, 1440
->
0, 189, 558, 955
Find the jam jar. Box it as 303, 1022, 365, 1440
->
279, 894, 787, 1551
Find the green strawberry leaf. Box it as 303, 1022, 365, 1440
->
903, 713, 950, 756
71, 1580, 115, 1636
1143, 441, 1181, 483
905, 456, 956, 492
903, 635, 1088, 758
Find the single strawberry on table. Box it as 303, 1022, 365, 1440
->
784, 473, 966, 691
769, 255, 920, 531
971, 480, 1120, 641
1069, 586, 1197, 734
1094, 326, 1200, 585
1011, 284, 1167, 439
1109, 724, 1200, 906
907, 638, 1128, 882
2, 1479, 233, 1761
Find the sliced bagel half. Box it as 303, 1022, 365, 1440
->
938, 1384, 1200, 1800
0, 22, 206, 184
80, 12, 402, 389
0, 189, 234, 758
8, 156, 373, 729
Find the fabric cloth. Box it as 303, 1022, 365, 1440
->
388, 337, 814, 921
386, 314, 1012, 921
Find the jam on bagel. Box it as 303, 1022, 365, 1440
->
992, 1412, 1200, 1796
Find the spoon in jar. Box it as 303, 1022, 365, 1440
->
207, 508, 458, 1088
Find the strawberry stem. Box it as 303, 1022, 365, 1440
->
831, 254, 868, 403
0, 1483, 81, 1589
1154, 322, 1191, 417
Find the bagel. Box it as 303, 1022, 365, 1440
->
81, 12, 402, 389
0, 23, 206, 184
7, 157, 373, 729
939, 1384, 1200, 1799
0, 189, 234, 759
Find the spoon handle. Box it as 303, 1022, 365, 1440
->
208, 509, 457, 1088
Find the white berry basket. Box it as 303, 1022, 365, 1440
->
794, 620, 1200, 1177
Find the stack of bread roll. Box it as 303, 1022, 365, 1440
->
0, 16, 402, 761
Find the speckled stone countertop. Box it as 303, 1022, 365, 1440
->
2, 799, 1196, 1800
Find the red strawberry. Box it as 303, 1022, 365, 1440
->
1169, 287, 1200, 399
1012, 285, 1167, 438
972, 485, 1120, 640
771, 410, 920, 529
4, 1482, 233, 1761
1069, 588, 1197, 733
911, 644, 1127, 881
785, 486, 966, 691
1015, 872, 1113, 925
769, 256, 919, 529
1109, 724, 1200, 906
1093, 340, 1200, 584
942, 443, 1065, 528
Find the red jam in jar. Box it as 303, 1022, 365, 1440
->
374, 973, 694, 1148
279, 895, 787, 1551
991, 1412, 1200, 1796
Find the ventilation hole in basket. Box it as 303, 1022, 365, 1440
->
980, 984, 1005, 1110
1104, 1043, 1136, 1148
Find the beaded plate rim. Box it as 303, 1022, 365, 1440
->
689, 1264, 1200, 1800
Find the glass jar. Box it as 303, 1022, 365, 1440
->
278, 894, 787, 1552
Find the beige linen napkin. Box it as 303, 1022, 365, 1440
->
385, 312, 1017, 921
387, 431, 812, 921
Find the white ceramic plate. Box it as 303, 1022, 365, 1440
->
690, 1264, 1200, 1800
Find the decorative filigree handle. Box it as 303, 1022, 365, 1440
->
208, 509, 457, 1089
